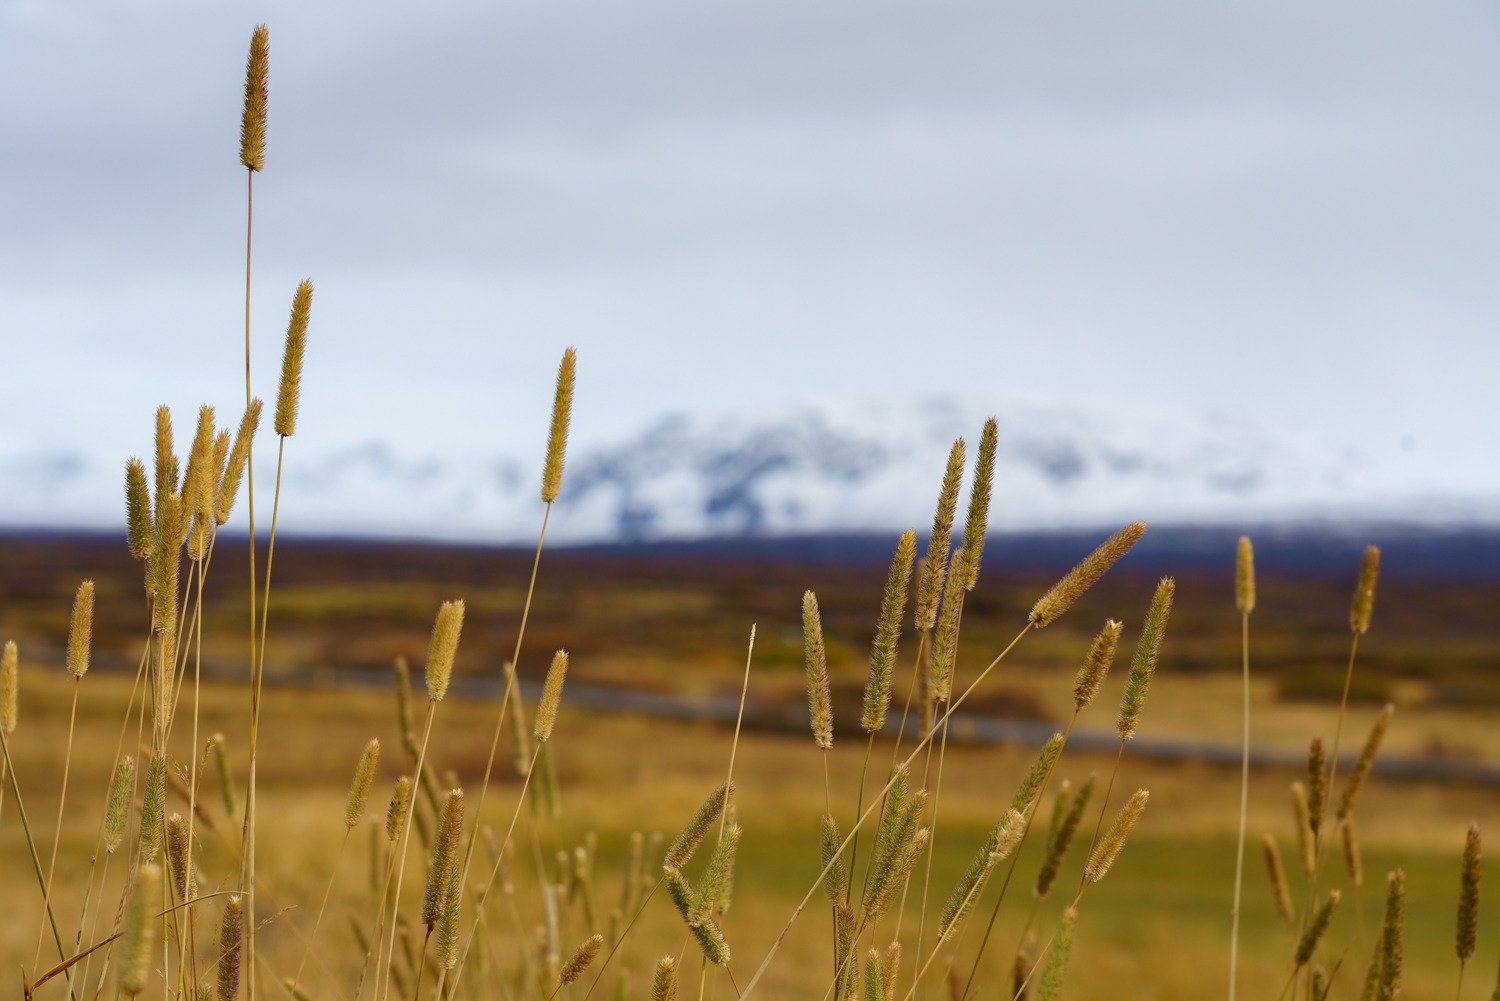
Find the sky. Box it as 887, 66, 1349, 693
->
3, 0, 1498, 542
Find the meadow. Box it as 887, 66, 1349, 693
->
1, 23, 1495, 1001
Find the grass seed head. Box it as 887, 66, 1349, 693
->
0, 641, 15, 733
1085, 788, 1149, 883
1035, 775, 1094, 900
166, 812, 194, 899
1262, 833, 1295, 927
664, 781, 733, 871
1294, 890, 1341, 967
1350, 544, 1380, 635
651, 956, 678, 1001
273, 280, 312, 437
1378, 869, 1406, 997
345, 738, 380, 829
1029, 522, 1148, 628
1235, 535, 1256, 613
1117, 577, 1174, 740
802, 590, 833, 748
558, 933, 604, 988
140, 752, 167, 861
218, 895, 243, 1001
66, 579, 95, 678
386, 776, 410, 842
930, 549, 967, 702
1458, 823, 1480, 963
422, 788, 465, 927
125, 458, 153, 559
239, 25, 268, 171
863, 530, 916, 734
958, 418, 997, 590
216, 400, 261, 525
1337, 703, 1394, 821
534, 649, 569, 743
1037, 906, 1077, 1001
119, 863, 160, 996
1342, 819, 1363, 888
915, 439, 965, 629
1073, 619, 1122, 710
1012, 733, 1064, 815
103, 755, 136, 853
541, 347, 577, 502
425, 600, 464, 702
1306, 737, 1327, 835
819, 812, 849, 904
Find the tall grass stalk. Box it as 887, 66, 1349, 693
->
1229, 535, 1255, 1001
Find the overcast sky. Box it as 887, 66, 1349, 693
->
3, 0, 1498, 540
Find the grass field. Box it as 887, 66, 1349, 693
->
0, 611, 1491, 999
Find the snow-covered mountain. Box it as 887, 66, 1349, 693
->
2, 399, 1494, 542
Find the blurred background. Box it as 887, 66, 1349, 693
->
1, 1, 1497, 997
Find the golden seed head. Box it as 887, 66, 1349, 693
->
802, 590, 833, 749
929, 549, 967, 703
819, 812, 849, 904
119, 863, 160, 996
862, 529, 916, 734
664, 781, 734, 871
424, 599, 465, 702
240, 26, 268, 172
386, 776, 411, 842
1378, 869, 1406, 994
1073, 619, 1123, 710
1262, 833, 1294, 927
151, 492, 183, 633
125, 458, 153, 560
422, 789, 465, 927
914, 439, 965, 630
217, 400, 261, 525
274, 280, 313, 437
1085, 788, 1149, 883
218, 895, 243, 1001
65, 579, 95, 679
534, 649, 569, 743
1337, 702, 1394, 821
1035, 775, 1094, 900
345, 738, 381, 830
166, 812, 195, 900
1, 640, 19, 733
181, 404, 218, 526
1235, 535, 1256, 613
1350, 544, 1380, 635
154, 404, 177, 501
958, 418, 998, 591
1306, 737, 1327, 835
1294, 890, 1341, 967
1029, 522, 1148, 628
541, 347, 577, 502
558, 933, 604, 988
1457, 823, 1480, 963
651, 955, 678, 1001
